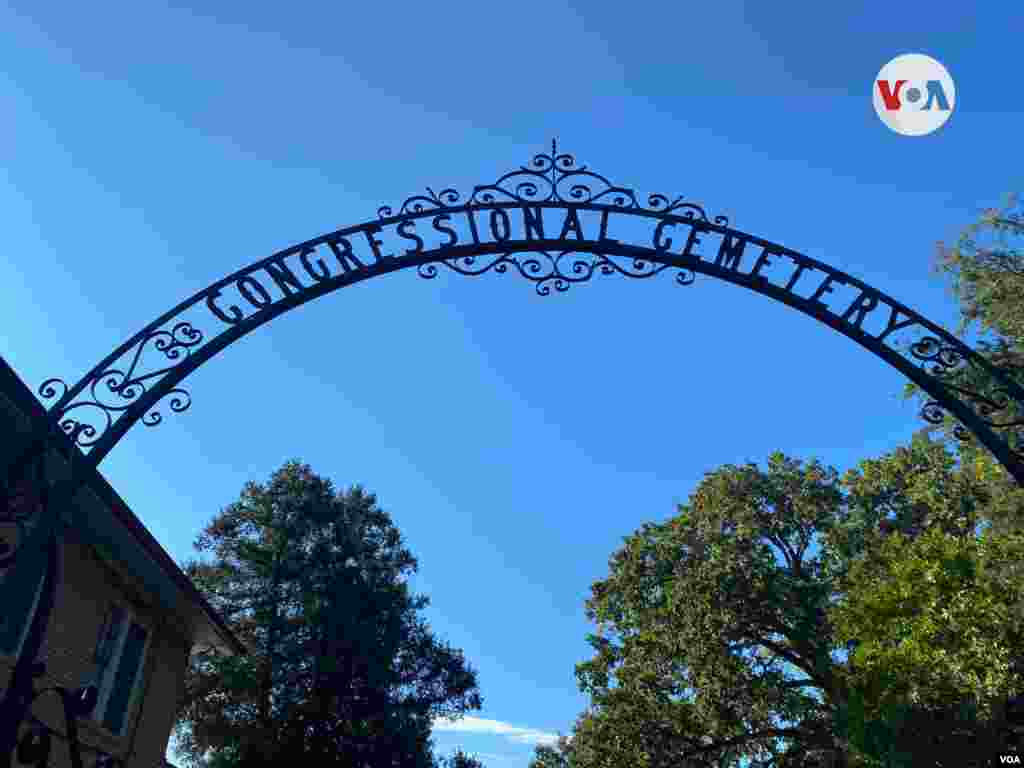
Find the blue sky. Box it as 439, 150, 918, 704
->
1, 2, 1020, 765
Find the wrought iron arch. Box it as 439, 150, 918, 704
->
30, 140, 1024, 484
5, 139, 1024, 768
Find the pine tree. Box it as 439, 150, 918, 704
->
173, 461, 482, 768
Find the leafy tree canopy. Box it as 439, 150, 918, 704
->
906, 193, 1024, 481
937, 194, 1024, 347
535, 435, 1024, 767
173, 461, 483, 768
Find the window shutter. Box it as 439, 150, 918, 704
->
0, 539, 46, 654
102, 621, 147, 734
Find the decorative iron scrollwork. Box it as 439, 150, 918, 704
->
380, 139, 730, 226
920, 399, 975, 442
378, 186, 461, 219
911, 335, 1024, 459
909, 336, 968, 376
37, 322, 202, 448
23, 141, 1024, 484
417, 251, 697, 296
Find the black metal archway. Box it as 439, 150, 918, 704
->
35, 140, 1024, 484
5, 141, 1024, 768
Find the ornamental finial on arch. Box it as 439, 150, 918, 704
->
376, 141, 728, 226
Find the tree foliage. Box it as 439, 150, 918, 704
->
534, 435, 1024, 767
937, 194, 1024, 347
565, 453, 849, 765
528, 736, 574, 768
835, 437, 1024, 706
173, 461, 482, 768
907, 193, 1024, 475
829, 432, 1024, 765
436, 749, 486, 768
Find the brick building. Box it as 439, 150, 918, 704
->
0, 357, 245, 768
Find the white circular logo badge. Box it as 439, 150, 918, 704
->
873, 53, 955, 136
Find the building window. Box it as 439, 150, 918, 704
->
91, 604, 150, 736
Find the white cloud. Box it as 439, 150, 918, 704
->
433, 716, 560, 746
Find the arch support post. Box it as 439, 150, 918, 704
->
0, 424, 114, 768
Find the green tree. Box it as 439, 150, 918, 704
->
528, 735, 574, 768
437, 748, 486, 768
531, 196, 1024, 768
830, 434, 1024, 765
829, 196, 1024, 763
907, 193, 1024, 499
936, 194, 1024, 353
565, 453, 849, 766
173, 461, 482, 768
528, 746, 568, 768
542, 438, 1024, 767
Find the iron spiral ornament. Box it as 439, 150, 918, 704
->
417, 251, 697, 297
37, 321, 202, 448
381, 139, 729, 224
910, 336, 1024, 459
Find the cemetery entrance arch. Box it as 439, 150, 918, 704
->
33, 142, 1024, 483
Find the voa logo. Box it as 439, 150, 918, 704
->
1000, 755, 1022, 764
873, 53, 955, 136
